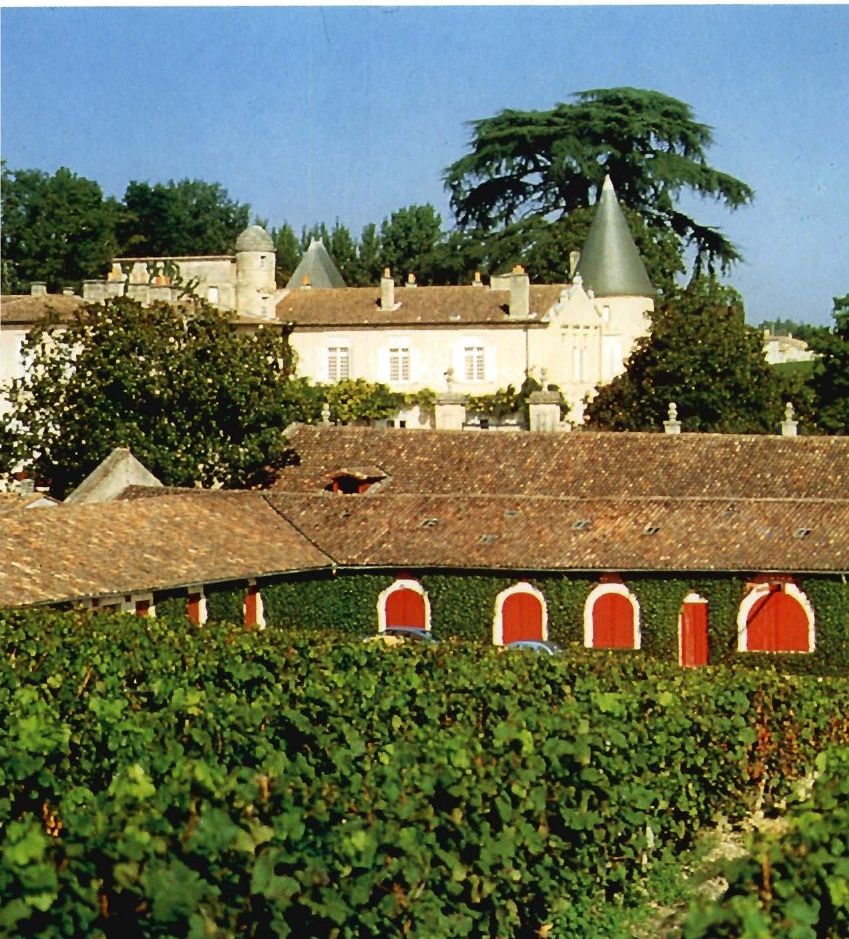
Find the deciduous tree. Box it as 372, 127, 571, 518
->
1, 164, 119, 293
0, 297, 305, 497
808, 293, 849, 434
584, 279, 789, 433
444, 87, 753, 282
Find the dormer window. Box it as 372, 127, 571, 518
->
326, 466, 387, 495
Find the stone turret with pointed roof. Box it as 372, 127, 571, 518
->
575, 176, 654, 298
286, 239, 346, 290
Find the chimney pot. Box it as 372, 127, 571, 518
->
30, 282, 47, 296
406, 273, 417, 288
663, 402, 682, 435
781, 402, 799, 437
473, 271, 483, 287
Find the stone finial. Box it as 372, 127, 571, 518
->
473, 271, 483, 287
301, 274, 311, 288
781, 401, 798, 437
663, 402, 682, 435
320, 402, 331, 425
444, 367, 455, 393
406, 272, 417, 288
569, 250, 581, 278
540, 367, 549, 386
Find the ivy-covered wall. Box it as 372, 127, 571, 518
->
153, 569, 848, 675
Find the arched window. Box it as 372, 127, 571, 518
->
493, 583, 547, 646
584, 582, 640, 649
377, 579, 431, 633
737, 582, 814, 653
679, 593, 708, 667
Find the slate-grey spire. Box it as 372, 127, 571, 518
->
286, 238, 346, 290
574, 176, 654, 297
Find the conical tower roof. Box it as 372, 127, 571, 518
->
286, 239, 346, 290
574, 176, 654, 297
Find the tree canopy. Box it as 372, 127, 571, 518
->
1, 164, 119, 294
444, 87, 754, 282
117, 179, 252, 257
0, 297, 305, 497
807, 293, 849, 435
583, 279, 791, 433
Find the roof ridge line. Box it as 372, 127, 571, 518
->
260, 494, 336, 565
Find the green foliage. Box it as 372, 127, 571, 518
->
682, 746, 849, 939
0, 609, 845, 938
807, 293, 849, 435
584, 278, 791, 433
379, 204, 445, 284
117, 178, 251, 257
272, 222, 302, 285
1, 164, 120, 293
0, 296, 304, 496
444, 87, 753, 279
324, 377, 407, 424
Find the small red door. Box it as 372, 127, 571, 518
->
747, 589, 809, 652
385, 588, 425, 628
592, 592, 634, 648
245, 584, 260, 628
187, 592, 203, 625
680, 600, 708, 667
502, 592, 544, 645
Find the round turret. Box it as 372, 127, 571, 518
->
235, 225, 275, 253
235, 225, 276, 317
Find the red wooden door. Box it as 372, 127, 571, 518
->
747, 589, 809, 652
245, 585, 260, 628
385, 588, 425, 628
592, 592, 634, 648
680, 600, 708, 667
502, 592, 544, 645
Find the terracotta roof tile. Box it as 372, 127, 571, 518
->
275, 284, 563, 327
1, 294, 84, 324
274, 425, 849, 501
1, 492, 331, 607
264, 493, 849, 573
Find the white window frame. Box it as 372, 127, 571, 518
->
492, 582, 548, 646
736, 582, 815, 653
583, 582, 641, 649
463, 344, 486, 382
389, 345, 410, 383
327, 345, 350, 382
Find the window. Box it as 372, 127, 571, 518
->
327, 346, 350, 381
208, 286, 219, 304
464, 345, 485, 381
389, 346, 410, 382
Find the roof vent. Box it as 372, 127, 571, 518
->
793, 527, 812, 539
503, 508, 518, 518
478, 534, 498, 544
643, 525, 661, 536
571, 519, 592, 531
420, 518, 439, 529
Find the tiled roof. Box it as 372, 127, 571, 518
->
273, 425, 849, 500
264, 493, 849, 574
1, 492, 331, 607
1, 294, 84, 324
275, 284, 564, 327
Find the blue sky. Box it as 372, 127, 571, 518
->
2, 5, 847, 326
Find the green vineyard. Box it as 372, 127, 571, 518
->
1, 609, 846, 938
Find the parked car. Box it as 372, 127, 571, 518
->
503, 640, 562, 656
364, 626, 438, 645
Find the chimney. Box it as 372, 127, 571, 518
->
663, 402, 682, 435
30, 282, 47, 296
405, 273, 417, 288
509, 265, 529, 316
381, 268, 395, 310
780, 402, 798, 437
569, 250, 581, 278
472, 271, 483, 288
62, 287, 75, 296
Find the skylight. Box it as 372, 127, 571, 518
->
479, 534, 498, 544
571, 519, 592, 531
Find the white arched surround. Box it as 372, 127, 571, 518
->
492, 582, 548, 646
678, 592, 708, 666
583, 582, 641, 649
376, 578, 432, 633
736, 582, 815, 653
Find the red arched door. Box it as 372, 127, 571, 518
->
746, 589, 809, 652
592, 592, 635, 648
502, 592, 544, 645
385, 588, 426, 629
680, 599, 708, 667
